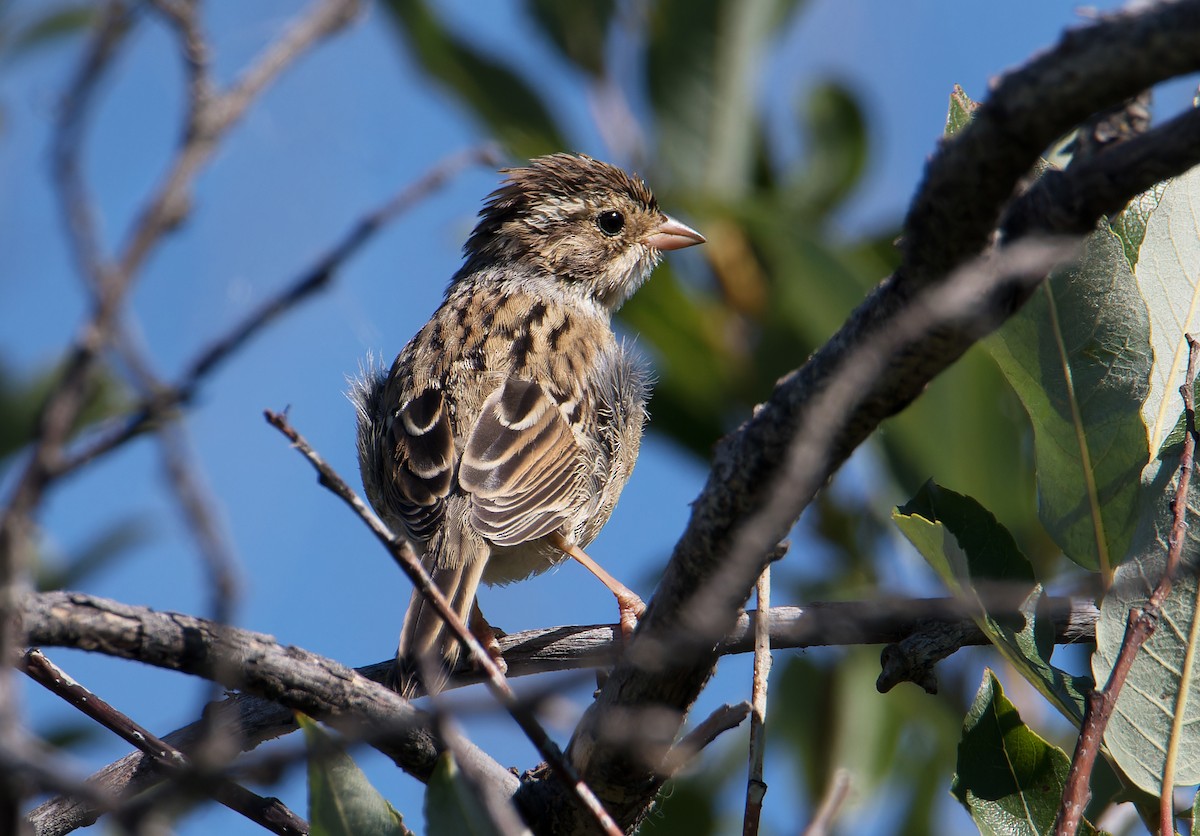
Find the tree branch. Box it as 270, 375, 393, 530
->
517, 4, 1200, 832
22, 590, 1097, 834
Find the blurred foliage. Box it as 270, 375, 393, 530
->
300, 715, 412, 836
0, 358, 129, 469
0, 356, 147, 588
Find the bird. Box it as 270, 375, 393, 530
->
352, 153, 705, 696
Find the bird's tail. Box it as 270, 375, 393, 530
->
390, 556, 488, 698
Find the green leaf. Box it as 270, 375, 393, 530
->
524, 0, 615, 77
379, 0, 567, 159
894, 482, 1089, 723
1109, 182, 1166, 271
424, 752, 509, 836
945, 84, 977, 137
985, 225, 1152, 575
952, 671, 1096, 836
299, 715, 410, 836
896, 480, 1034, 587
1093, 461, 1200, 796
0, 357, 129, 468
1134, 164, 1200, 461
619, 262, 743, 455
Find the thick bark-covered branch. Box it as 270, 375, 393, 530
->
21, 591, 518, 835
516, 3, 1200, 832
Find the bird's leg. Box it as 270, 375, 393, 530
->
469, 601, 507, 674
548, 532, 646, 641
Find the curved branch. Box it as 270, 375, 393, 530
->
517, 3, 1200, 832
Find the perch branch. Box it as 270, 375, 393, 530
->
22, 590, 1097, 835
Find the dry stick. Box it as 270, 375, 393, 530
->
53, 143, 501, 480
20, 649, 308, 836
742, 568, 771, 836
263, 411, 623, 836
51, 0, 131, 288
663, 702, 752, 777
1054, 335, 1200, 836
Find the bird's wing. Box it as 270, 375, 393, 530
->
389, 387, 455, 541
459, 377, 583, 546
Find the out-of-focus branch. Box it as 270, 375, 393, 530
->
23, 591, 1098, 835
0, 14, 366, 824
21, 650, 307, 836
53, 143, 502, 480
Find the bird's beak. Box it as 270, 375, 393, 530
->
646, 214, 706, 251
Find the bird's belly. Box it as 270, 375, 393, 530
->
481, 538, 568, 586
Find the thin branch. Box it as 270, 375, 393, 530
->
0, 15, 366, 815
662, 702, 751, 778
263, 411, 623, 836
1054, 335, 1200, 836
742, 569, 771, 836
1, 6, 134, 828
21, 649, 307, 835
50, 0, 131, 290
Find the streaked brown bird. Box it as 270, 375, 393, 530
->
353, 153, 705, 696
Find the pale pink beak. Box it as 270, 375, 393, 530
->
646, 214, 705, 251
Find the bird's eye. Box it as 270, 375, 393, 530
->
596, 210, 625, 236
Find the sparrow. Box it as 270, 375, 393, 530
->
352, 153, 705, 696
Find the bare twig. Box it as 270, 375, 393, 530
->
21, 649, 307, 835
742, 568, 771, 836
1054, 335, 1200, 836
0, 7, 134, 828
662, 702, 752, 777
1, 16, 366, 825
263, 411, 623, 836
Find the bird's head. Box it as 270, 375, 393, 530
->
461, 154, 705, 311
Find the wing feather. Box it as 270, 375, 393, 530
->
460, 378, 582, 546
389, 388, 455, 540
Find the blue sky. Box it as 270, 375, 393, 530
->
1, 1, 1134, 833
